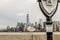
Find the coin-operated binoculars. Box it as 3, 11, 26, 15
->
38, 0, 60, 40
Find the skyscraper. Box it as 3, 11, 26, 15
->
26, 14, 29, 26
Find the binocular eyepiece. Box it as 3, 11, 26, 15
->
38, 0, 41, 2
38, 0, 60, 2
38, 0, 46, 2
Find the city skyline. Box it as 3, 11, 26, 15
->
0, 0, 60, 26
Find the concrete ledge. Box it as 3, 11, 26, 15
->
0, 32, 46, 35
0, 32, 47, 40
53, 32, 60, 40
0, 32, 60, 40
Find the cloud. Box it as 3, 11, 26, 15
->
16, 13, 25, 16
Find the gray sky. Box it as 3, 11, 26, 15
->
0, 0, 60, 26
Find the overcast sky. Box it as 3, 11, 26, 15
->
0, 0, 60, 26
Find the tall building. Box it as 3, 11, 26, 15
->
39, 19, 42, 28
26, 14, 29, 26
53, 21, 60, 31
39, 19, 45, 29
